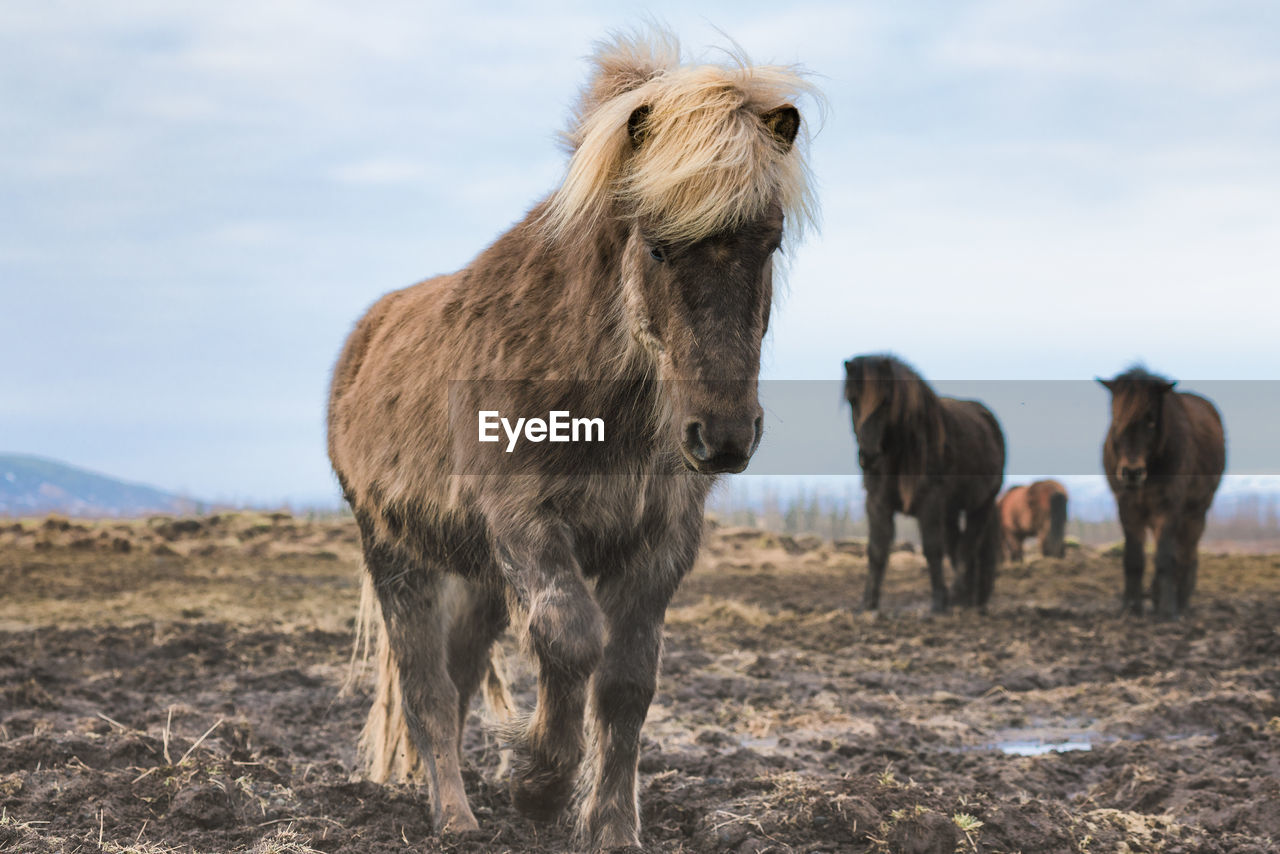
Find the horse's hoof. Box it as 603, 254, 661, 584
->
510, 767, 575, 822
588, 825, 643, 852
439, 806, 480, 836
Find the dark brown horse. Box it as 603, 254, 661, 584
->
1099, 367, 1225, 619
843, 355, 1005, 613
328, 32, 815, 849
999, 479, 1069, 561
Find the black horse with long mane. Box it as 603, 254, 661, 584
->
843, 355, 1005, 613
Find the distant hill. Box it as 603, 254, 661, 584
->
0, 454, 197, 517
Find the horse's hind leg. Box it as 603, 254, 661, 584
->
954, 498, 997, 610
971, 499, 1000, 609
365, 541, 478, 833
945, 510, 961, 577
1180, 550, 1200, 613
444, 578, 510, 750
496, 525, 604, 821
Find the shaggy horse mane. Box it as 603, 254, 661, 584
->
846, 354, 947, 453
845, 354, 948, 507
542, 29, 817, 245
1103, 364, 1177, 435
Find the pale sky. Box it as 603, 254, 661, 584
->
3, 1, 1278, 505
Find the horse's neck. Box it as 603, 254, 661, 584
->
469, 210, 639, 381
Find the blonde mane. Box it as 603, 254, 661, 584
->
542, 31, 818, 245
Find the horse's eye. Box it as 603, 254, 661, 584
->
649, 246, 666, 263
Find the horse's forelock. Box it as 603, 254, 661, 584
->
1108, 371, 1172, 436
542, 33, 817, 247
1111, 386, 1145, 435
854, 385, 876, 427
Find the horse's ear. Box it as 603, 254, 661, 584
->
761, 105, 800, 150
1162, 381, 1177, 393
1096, 377, 1115, 392
627, 105, 652, 149
843, 359, 854, 374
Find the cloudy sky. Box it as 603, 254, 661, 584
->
3, 1, 1278, 505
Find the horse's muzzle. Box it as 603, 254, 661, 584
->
681, 412, 763, 474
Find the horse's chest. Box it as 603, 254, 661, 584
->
1119, 484, 1175, 520
567, 473, 708, 572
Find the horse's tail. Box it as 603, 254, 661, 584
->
347, 572, 514, 784
350, 572, 420, 783
1044, 491, 1068, 558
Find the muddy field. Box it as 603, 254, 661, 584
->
1, 514, 1278, 853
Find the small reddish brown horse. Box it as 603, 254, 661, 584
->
1099, 367, 1225, 619
843, 355, 1005, 613
328, 33, 815, 849
999, 480, 1069, 561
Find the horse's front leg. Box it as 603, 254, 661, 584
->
579, 559, 685, 850
1175, 512, 1207, 613
862, 490, 895, 611
1152, 520, 1181, 620
496, 527, 604, 820
1117, 502, 1146, 616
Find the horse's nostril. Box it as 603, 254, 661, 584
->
683, 419, 710, 462
682, 414, 759, 471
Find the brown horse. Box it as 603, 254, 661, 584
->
843, 355, 1005, 613
999, 480, 1069, 561
328, 32, 815, 848
1099, 367, 1225, 619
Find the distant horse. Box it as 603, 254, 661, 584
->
328, 32, 816, 848
1099, 367, 1225, 619
843, 355, 1005, 613
999, 480, 1069, 560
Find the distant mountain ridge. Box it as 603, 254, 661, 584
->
0, 454, 196, 517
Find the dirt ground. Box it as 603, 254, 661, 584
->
1, 514, 1277, 853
